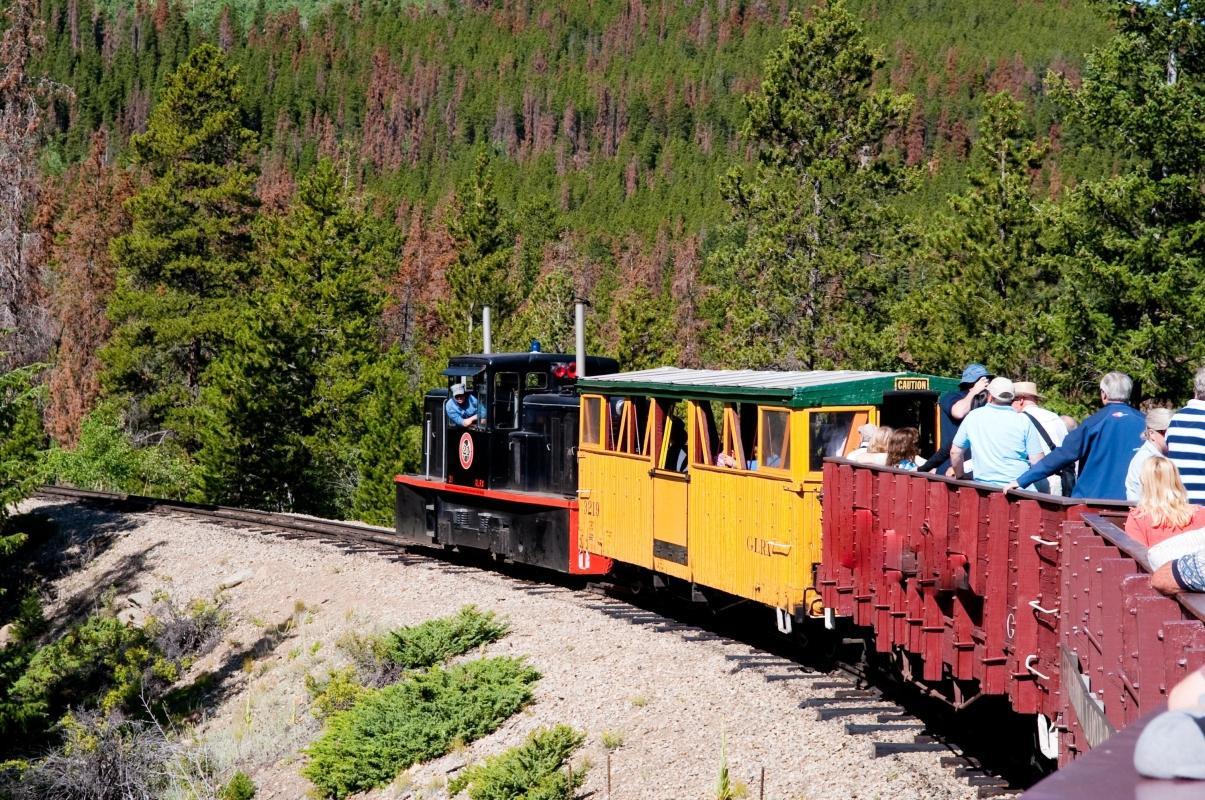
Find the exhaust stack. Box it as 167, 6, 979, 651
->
574, 300, 586, 379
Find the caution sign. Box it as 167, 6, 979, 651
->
894, 377, 930, 391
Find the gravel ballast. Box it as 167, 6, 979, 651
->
24, 498, 980, 800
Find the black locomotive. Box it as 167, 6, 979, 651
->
394, 350, 618, 574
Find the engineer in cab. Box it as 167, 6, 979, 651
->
445, 382, 485, 428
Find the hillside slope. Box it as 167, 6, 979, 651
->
37, 0, 1109, 240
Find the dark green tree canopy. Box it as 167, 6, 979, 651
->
704, 1, 913, 370
103, 44, 260, 439
892, 92, 1051, 380
1041, 0, 1205, 406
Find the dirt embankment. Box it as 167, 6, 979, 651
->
26, 498, 978, 800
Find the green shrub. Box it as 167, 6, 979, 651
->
303, 657, 539, 799
304, 667, 367, 718
382, 606, 508, 670
342, 606, 509, 687
3, 594, 223, 744
447, 725, 585, 800
9, 610, 165, 728
220, 770, 257, 800
41, 404, 197, 498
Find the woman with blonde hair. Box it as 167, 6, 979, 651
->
860, 426, 894, 466
1125, 456, 1205, 547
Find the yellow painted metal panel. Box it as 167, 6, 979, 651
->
651, 471, 691, 580
688, 465, 811, 613
579, 450, 654, 570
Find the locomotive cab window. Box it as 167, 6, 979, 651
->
493, 372, 520, 430
525, 371, 548, 391
758, 408, 792, 472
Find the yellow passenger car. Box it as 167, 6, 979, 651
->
575, 368, 958, 629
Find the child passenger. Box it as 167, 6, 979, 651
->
887, 427, 925, 471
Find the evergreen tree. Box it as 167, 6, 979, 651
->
440, 152, 515, 354
0, 361, 45, 563
195, 160, 397, 514
506, 267, 577, 354
701, 1, 913, 370
613, 285, 679, 372
349, 348, 422, 526
102, 43, 259, 444
1042, 0, 1205, 406
892, 92, 1051, 379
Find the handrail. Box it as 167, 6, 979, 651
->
1082, 512, 1205, 624
824, 457, 1133, 511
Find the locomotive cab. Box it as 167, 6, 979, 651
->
398, 351, 618, 575
428, 353, 617, 492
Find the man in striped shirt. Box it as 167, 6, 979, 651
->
1167, 367, 1205, 504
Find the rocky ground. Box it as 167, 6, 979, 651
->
22, 497, 981, 800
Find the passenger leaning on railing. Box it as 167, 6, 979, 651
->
949, 378, 1044, 487
1006, 371, 1145, 500
1152, 549, 1205, 594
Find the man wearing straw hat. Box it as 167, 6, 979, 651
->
1012, 381, 1070, 495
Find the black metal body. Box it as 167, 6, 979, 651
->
397, 351, 618, 572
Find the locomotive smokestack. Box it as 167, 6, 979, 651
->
482, 306, 492, 354
575, 300, 586, 378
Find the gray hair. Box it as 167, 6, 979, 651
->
1194, 366, 1205, 400
1100, 371, 1133, 402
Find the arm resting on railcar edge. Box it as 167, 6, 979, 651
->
1153, 549, 1205, 595
1008, 422, 1090, 491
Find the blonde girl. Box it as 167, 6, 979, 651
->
1126, 456, 1205, 547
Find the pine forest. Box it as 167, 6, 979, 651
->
0, 0, 1201, 521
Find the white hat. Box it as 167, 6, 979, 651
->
451, 382, 466, 396
987, 376, 1015, 402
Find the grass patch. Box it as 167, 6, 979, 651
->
600, 730, 624, 750
303, 657, 539, 799
448, 725, 585, 800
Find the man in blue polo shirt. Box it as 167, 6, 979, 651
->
950, 377, 1045, 486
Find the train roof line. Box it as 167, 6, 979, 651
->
577, 367, 960, 407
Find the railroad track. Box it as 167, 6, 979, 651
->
33, 484, 1021, 798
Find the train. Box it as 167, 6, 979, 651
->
395, 347, 1205, 766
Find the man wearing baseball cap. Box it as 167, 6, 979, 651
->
949, 377, 1045, 486
928, 363, 992, 475
445, 382, 485, 428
